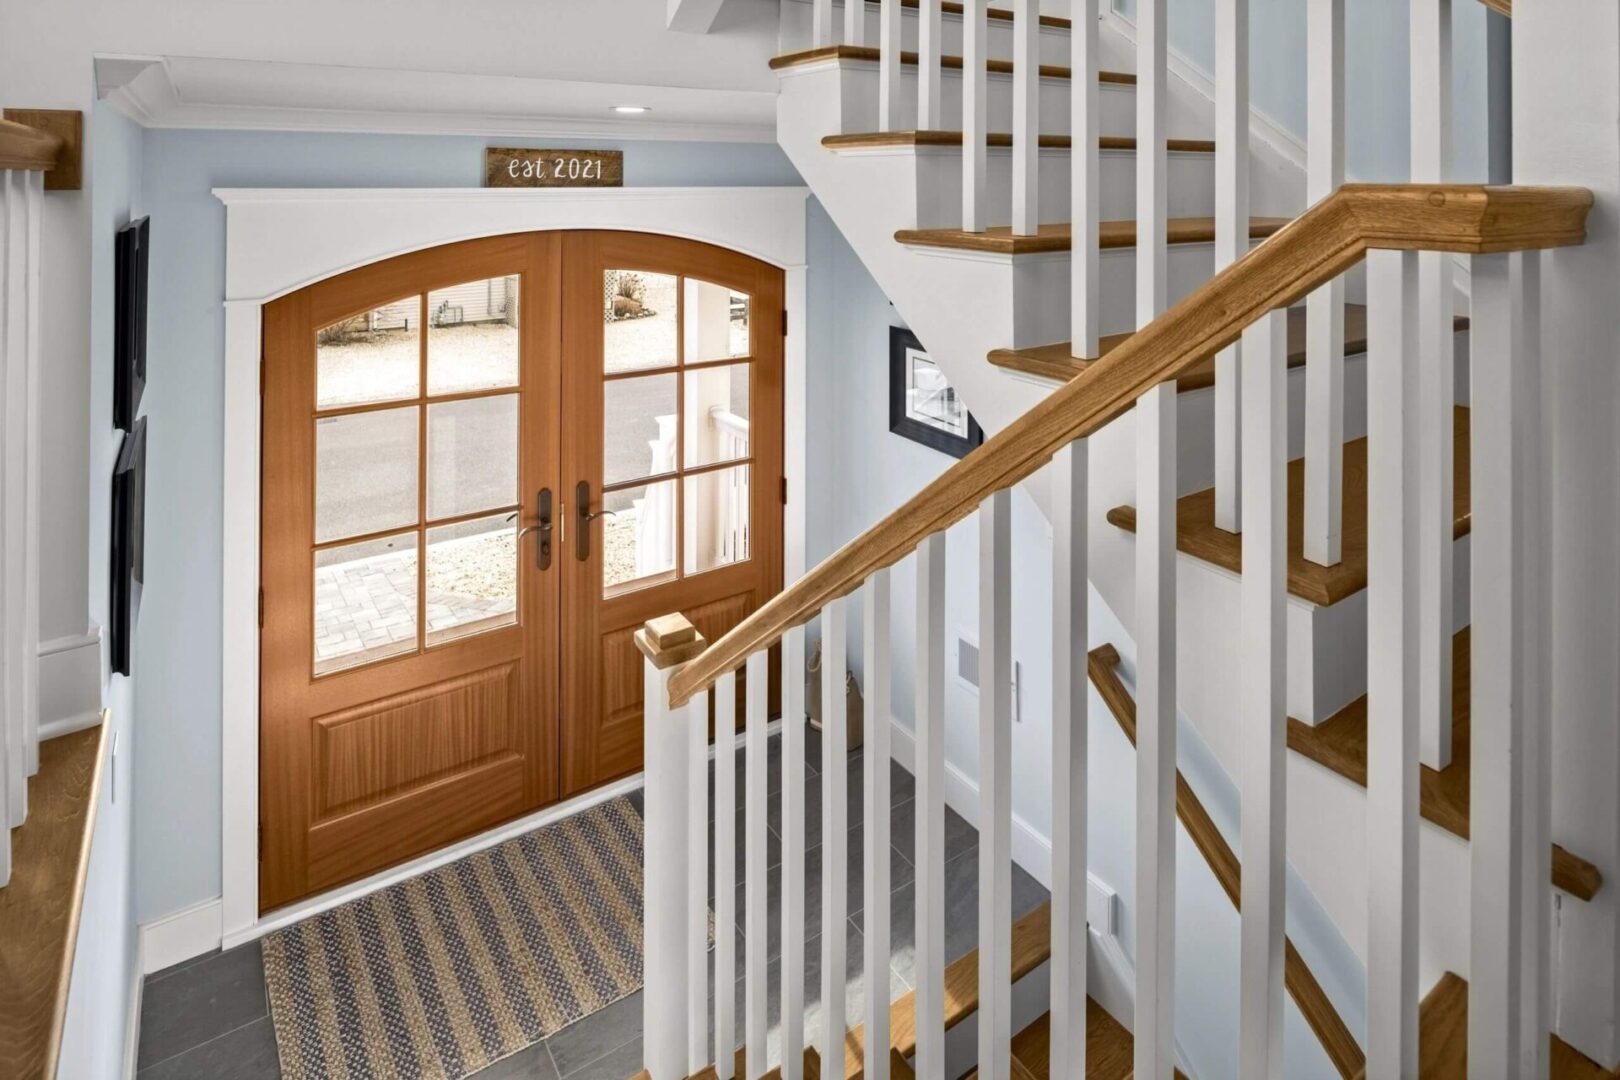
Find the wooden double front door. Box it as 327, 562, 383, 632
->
260, 232, 783, 912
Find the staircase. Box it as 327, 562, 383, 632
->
634, 0, 1610, 1077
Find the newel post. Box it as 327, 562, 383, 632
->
637, 613, 707, 1080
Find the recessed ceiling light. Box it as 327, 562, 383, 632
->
611, 105, 651, 114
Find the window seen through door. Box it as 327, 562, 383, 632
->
601, 272, 752, 596
310, 276, 523, 675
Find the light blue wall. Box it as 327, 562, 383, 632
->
133, 130, 800, 924
1111, 0, 1498, 183
59, 100, 144, 1080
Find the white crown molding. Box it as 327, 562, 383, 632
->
94, 53, 778, 143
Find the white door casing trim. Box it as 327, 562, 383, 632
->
218, 185, 810, 947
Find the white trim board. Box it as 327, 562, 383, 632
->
218, 186, 806, 949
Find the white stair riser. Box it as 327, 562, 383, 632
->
833, 61, 1142, 138
984, 239, 1266, 347
781, 0, 1079, 67
896, 146, 1213, 229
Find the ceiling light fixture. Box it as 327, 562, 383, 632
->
611, 105, 651, 114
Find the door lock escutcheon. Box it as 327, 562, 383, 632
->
575, 480, 616, 562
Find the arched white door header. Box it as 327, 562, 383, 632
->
215, 186, 810, 302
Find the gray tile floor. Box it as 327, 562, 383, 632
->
136, 728, 1048, 1079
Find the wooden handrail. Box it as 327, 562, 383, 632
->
0, 118, 61, 172
666, 184, 1590, 707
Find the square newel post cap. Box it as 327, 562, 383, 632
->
635, 613, 707, 671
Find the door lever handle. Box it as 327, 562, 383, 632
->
575, 480, 613, 562
514, 488, 553, 570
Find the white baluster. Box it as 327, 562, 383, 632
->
782, 624, 809, 1080
880, 0, 903, 131
913, 532, 947, 1079
979, 490, 1013, 1080
1469, 250, 1549, 1078
1070, 0, 1100, 358
1213, 0, 1248, 533
863, 570, 892, 1080
844, 0, 865, 45
716, 669, 739, 1079
1238, 310, 1287, 1077
1, 170, 28, 830
1011, 0, 1040, 236
745, 651, 770, 1070
1303, 0, 1346, 567
1412, 0, 1455, 772
20, 170, 40, 779
1136, 0, 1167, 328
1365, 249, 1422, 1076
688, 688, 712, 1074
638, 617, 705, 1080
813, 0, 834, 48
918, 0, 944, 130
961, 0, 989, 232
0, 171, 13, 884
1050, 440, 1089, 1079
821, 599, 850, 1072
1135, 381, 1177, 1079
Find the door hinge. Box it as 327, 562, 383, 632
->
258, 588, 265, 628
781, 309, 788, 337
780, 476, 788, 504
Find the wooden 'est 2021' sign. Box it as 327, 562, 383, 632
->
484, 148, 624, 188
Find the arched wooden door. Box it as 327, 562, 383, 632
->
260, 231, 783, 912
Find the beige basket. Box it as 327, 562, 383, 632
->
805, 639, 864, 752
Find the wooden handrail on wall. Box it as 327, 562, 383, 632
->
666, 184, 1589, 707
0, 118, 59, 171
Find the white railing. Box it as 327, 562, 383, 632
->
0, 159, 47, 889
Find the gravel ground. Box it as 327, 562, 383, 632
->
316, 323, 520, 407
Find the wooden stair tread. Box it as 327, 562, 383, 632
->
1288, 628, 1604, 901
0, 721, 109, 1079
771, 45, 1136, 84
1088, 646, 1366, 1079
990, 307, 1471, 386
893, 0, 1075, 30
896, 216, 1290, 255
1355, 972, 1615, 1080
1106, 406, 1473, 607
955, 1000, 1166, 1080
823, 131, 1216, 153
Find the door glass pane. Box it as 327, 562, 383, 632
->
426, 513, 517, 646
685, 278, 750, 362
314, 532, 418, 675
683, 364, 750, 468
427, 276, 521, 396
316, 298, 420, 409
603, 373, 677, 486
427, 394, 518, 521
603, 480, 676, 595
603, 270, 677, 373
315, 406, 419, 543
684, 465, 750, 575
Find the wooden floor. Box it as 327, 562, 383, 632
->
1108, 406, 1473, 607
0, 720, 107, 1080
1288, 627, 1603, 901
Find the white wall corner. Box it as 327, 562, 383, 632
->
667, 0, 731, 34
139, 898, 224, 976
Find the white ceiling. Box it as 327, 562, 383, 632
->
85, 0, 782, 140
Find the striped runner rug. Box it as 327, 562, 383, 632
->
262, 795, 650, 1079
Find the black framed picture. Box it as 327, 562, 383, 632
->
114, 216, 149, 432
110, 417, 146, 677
888, 326, 984, 459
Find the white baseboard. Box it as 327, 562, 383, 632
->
124, 937, 145, 1079
884, 711, 1054, 888
139, 898, 224, 975
39, 629, 102, 740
